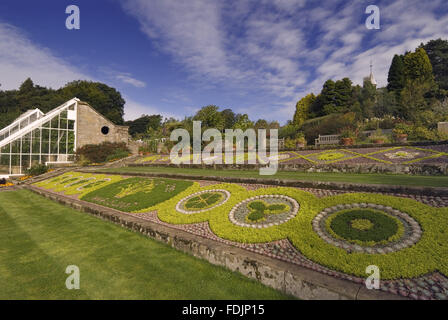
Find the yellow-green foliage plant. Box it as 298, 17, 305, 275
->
136, 155, 161, 164
148, 184, 448, 280
81, 177, 193, 212
33, 171, 124, 197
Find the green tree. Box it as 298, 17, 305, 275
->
421, 39, 448, 90
403, 48, 435, 84
126, 114, 162, 137
19, 78, 34, 93
333, 78, 353, 112
254, 119, 268, 131
320, 79, 337, 115
268, 121, 280, 129
400, 79, 433, 121
60, 81, 126, 124
293, 93, 316, 127
221, 109, 236, 129
360, 78, 377, 118
232, 114, 254, 131
387, 54, 406, 93
193, 105, 224, 131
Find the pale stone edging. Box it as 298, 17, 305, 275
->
175, 189, 231, 214
25, 185, 406, 300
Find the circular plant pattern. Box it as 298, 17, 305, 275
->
229, 195, 299, 228
316, 152, 346, 161
176, 189, 230, 214
385, 151, 420, 159
312, 203, 422, 254
328, 209, 400, 243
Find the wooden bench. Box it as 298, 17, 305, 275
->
315, 134, 341, 147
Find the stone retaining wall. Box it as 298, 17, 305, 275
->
129, 162, 448, 176
26, 185, 404, 300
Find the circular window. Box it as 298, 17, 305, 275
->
101, 126, 110, 135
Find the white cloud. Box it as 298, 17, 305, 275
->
123, 97, 177, 121
116, 73, 146, 88
0, 22, 166, 121
121, 0, 448, 122
0, 22, 90, 90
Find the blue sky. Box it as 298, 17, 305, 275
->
1, 0, 447, 123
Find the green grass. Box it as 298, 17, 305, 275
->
327, 209, 399, 243
0, 190, 291, 300
97, 166, 448, 188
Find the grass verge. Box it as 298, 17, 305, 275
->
0, 189, 291, 300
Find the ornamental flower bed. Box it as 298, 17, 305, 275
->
34, 172, 448, 299
0, 180, 14, 187
132, 145, 448, 166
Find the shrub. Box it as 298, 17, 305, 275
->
369, 129, 389, 143
339, 127, 357, 139
409, 126, 437, 141
393, 123, 412, 136
284, 138, 296, 149
363, 116, 399, 131
105, 149, 130, 162
76, 142, 130, 164
301, 113, 357, 144
279, 124, 300, 139
25, 164, 49, 176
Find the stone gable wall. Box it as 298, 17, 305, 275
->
76, 103, 130, 149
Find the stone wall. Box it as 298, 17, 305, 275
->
76, 102, 130, 149
130, 162, 448, 176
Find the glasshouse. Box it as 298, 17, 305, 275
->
0, 98, 131, 177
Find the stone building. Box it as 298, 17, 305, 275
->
76, 101, 130, 148
0, 98, 133, 177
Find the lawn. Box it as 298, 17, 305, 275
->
0, 190, 291, 300
96, 166, 448, 188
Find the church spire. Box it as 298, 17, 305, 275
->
369, 60, 377, 86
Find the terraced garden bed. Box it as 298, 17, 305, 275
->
132, 145, 448, 166
33, 171, 448, 300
